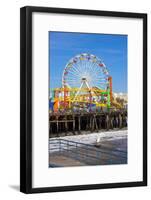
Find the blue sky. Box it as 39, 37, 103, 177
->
49, 31, 127, 93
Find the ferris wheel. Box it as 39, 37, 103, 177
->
62, 53, 109, 90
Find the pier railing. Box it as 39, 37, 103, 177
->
49, 138, 127, 166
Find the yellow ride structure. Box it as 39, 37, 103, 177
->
50, 76, 112, 112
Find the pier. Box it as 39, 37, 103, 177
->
49, 110, 127, 137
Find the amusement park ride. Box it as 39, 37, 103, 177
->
49, 53, 124, 113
